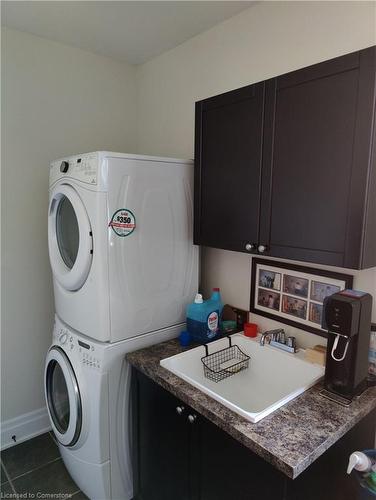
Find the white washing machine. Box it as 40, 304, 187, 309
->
48, 151, 198, 342
45, 314, 181, 500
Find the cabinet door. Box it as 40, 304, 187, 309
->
260, 47, 376, 268
194, 84, 265, 253
196, 416, 285, 500
132, 371, 191, 500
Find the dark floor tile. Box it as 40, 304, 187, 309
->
71, 491, 89, 499
0, 481, 15, 495
49, 431, 58, 446
12, 458, 79, 496
1, 464, 8, 484
1, 433, 59, 479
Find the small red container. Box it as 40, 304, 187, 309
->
244, 322, 258, 337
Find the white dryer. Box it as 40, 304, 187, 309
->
48, 152, 198, 342
45, 314, 181, 500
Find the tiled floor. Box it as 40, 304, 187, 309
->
0, 432, 88, 499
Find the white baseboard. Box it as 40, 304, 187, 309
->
1, 407, 52, 450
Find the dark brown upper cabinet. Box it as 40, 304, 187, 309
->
194, 83, 265, 253
260, 47, 376, 269
194, 46, 376, 269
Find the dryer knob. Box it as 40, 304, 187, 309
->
59, 333, 68, 345
60, 161, 69, 173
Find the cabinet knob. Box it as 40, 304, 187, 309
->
258, 244, 267, 253
187, 414, 197, 424
176, 406, 185, 416
245, 243, 255, 252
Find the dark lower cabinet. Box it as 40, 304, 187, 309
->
196, 416, 285, 500
132, 369, 376, 500
132, 370, 191, 500
194, 46, 376, 269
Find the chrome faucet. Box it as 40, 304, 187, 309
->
259, 331, 273, 346
259, 329, 297, 353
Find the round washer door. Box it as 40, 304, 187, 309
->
48, 184, 93, 291
45, 346, 82, 447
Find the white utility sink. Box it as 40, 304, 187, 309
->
160, 334, 324, 423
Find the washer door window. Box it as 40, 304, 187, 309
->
45, 347, 82, 447
48, 184, 92, 291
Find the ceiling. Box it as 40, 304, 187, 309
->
2, 1, 254, 65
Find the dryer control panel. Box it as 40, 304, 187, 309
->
78, 340, 101, 370
50, 153, 98, 186
53, 323, 102, 370
80, 351, 101, 370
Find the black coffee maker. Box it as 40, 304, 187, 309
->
322, 290, 372, 401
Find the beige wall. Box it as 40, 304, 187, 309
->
136, 1, 376, 348
1, 28, 137, 421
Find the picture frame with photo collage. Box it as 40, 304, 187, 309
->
250, 258, 354, 337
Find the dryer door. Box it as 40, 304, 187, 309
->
48, 184, 93, 291
45, 347, 82, 447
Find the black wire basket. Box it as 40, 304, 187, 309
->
201, 336, 250, 383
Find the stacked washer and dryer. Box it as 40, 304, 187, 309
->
45, 152, 198, 499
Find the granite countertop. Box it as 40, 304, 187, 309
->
126, 337, 376, 479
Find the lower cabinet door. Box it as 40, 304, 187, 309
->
132, 370, 285, 500
196, 417, 285, 500
132, 370, 191, 500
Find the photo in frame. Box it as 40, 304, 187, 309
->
250, 258, 354, 337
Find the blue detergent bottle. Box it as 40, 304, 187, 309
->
186, 293, 220, 342
209, 288, 224, 329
